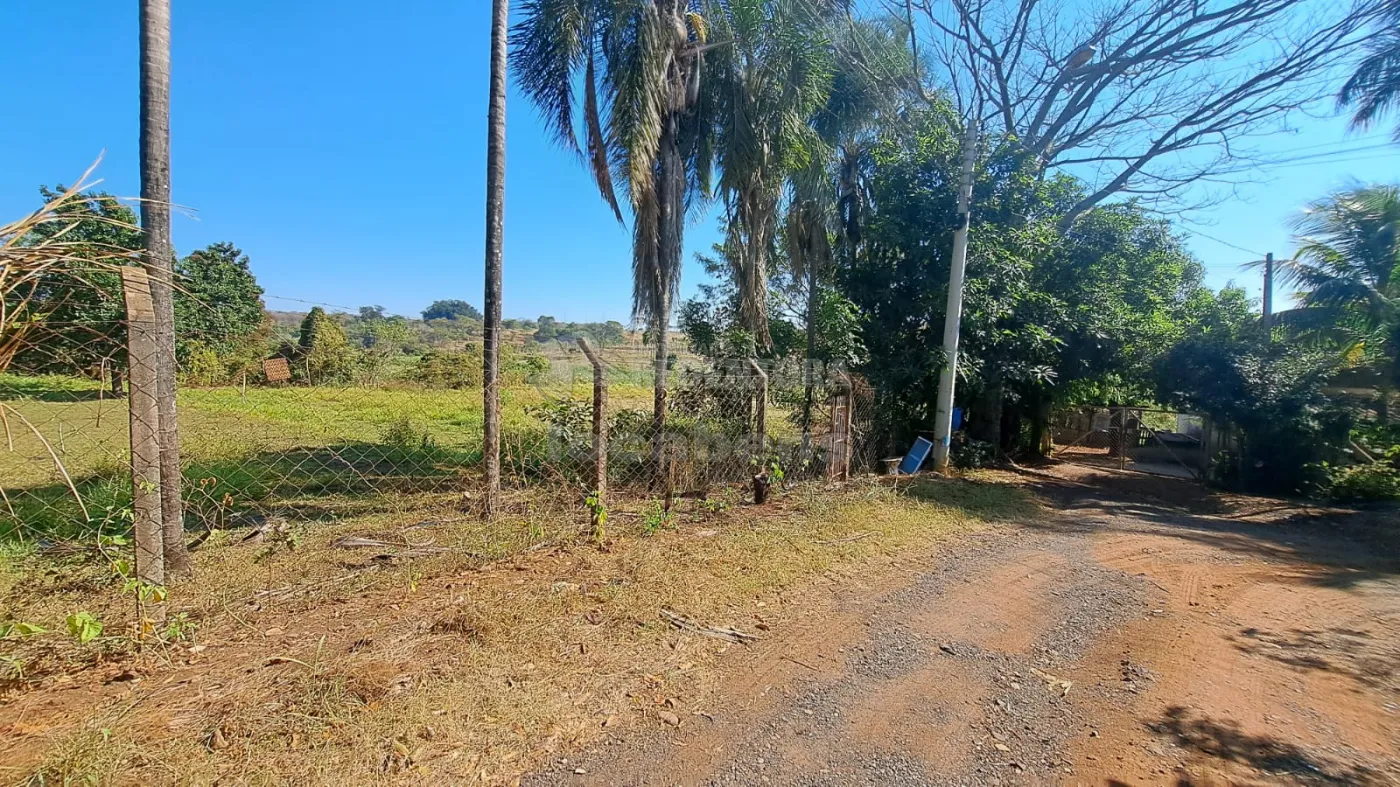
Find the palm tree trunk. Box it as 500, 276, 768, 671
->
140, 0, 189, 577
481, 0, 509, 518
650, 115, 685, 480
801, 258, 818, 449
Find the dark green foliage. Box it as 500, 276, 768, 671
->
9, 188, 138, 377
840, 109, 1217, 454
530, 316, 626, 347
422, 299, 483, 322
298, 307, 357, 383
1155, 336, 1348, 495
174, 242, 267, 355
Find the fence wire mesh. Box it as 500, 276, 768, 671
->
1, 318, 880, 547
1049, 405, 1233, 481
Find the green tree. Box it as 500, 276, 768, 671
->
298, 307, 357, 383
173, 242, 266, 355
706, 0, 835, 346
1340, 0, 1400, 139
422, 299, 483, 321
10, 188, 138, 389
1277, 184, 1400, 417
512, 0, 715, 472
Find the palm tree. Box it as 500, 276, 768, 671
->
512, 0, 714, 472
1340, 0, 1400, 140
785, 17, 911, 435
706, 0, 835, 348
482, 0, 509, 518
1282, 184, 1400, 418
140, 0, 189, 576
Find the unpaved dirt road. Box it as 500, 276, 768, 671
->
530, 466, 1400, 786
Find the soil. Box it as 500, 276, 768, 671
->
528, 465, 1400, 786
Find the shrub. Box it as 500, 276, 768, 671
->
411, 350, 482, 389
381, 417, 435, 450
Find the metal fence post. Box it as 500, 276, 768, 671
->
121, 267, 165, 587
576, 338, 607, 519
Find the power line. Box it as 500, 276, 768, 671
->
263, 293, 360, 312
1179, 227, 1265, 258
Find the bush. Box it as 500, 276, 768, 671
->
503, 347, 550, 385
1315, 446, 1400, 501
951, 435, 996, 469
381, 417, 435, 450
411, 350, 482, 389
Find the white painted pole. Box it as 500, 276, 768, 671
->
931, 123, 978, 472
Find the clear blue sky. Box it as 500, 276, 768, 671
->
2, 2, 1398, 322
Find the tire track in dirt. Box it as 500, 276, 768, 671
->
530, 529, 1146, 786
529, 468, 1400, 787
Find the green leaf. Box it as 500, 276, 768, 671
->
66, 612, 102, 644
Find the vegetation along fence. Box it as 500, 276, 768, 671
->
0, 299, 879, 548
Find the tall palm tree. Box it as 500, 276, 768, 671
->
140, 0, 190, 576
706, 0, 835, 348
1341, 0, 1400, 140
1282, 184, 1400, 418
512, 0, 714, 471
785, 16, 911, 434
482, 0, 509, 518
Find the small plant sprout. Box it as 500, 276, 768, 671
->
65, 612, 103, 644
585, 491, 608, 543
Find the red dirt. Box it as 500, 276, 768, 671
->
530, 465, 1400, 786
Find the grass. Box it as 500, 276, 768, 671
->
0, 473, 1037, 786
0, 375, 664, 542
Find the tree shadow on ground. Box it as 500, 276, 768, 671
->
1230, 626, 1400, 692
1148, 706, 1390, 785
1007, 464, 1400, 590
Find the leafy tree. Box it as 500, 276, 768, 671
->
298, 307, 357, 383
422, 299, 483, 322
173, 242, 266, 356
1276, 183, 1400, 419
9, 188, 138, 386
512, 0, 715, 471
706, 0, 835, 346
358, 317, 414, 385
1155, 335, 1346, 494
1340, 0, 1400, 140
358, 305, 387, 321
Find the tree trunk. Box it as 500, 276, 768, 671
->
650, 115, 684, 482
140, 0, 189, 577
801, 260, 819, 450
481, 0, 509, 518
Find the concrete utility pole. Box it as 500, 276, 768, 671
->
931, 123, 978, 472
1261, 252, 1274, 332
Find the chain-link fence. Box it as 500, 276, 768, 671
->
1, 309, 881, 547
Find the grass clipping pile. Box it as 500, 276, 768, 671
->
1, 476, 1035, 785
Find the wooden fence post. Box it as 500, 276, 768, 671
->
121, 267, 165, 588
575, 338, 607, 524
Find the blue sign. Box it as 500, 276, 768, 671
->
898, 436, 934, 475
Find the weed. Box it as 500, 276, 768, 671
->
585, 491, 609, 542
641, 501, 674, 535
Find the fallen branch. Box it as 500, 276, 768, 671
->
660, 608, 759, 644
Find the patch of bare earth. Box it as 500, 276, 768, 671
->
527, 464, 1400, 786
0, 478, 1027, 785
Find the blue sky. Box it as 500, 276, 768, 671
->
2, 2, 1398, 322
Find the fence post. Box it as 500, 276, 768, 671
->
121, 267, 165, 588
575, 338, 607, 522
747, 358, 768, 458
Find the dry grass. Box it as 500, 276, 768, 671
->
0, 473, 1036, 785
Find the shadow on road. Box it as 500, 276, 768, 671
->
1148, 706, 1389, 786
1007, 463, 1400, 590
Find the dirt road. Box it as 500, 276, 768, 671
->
529, 467, 1400, 786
